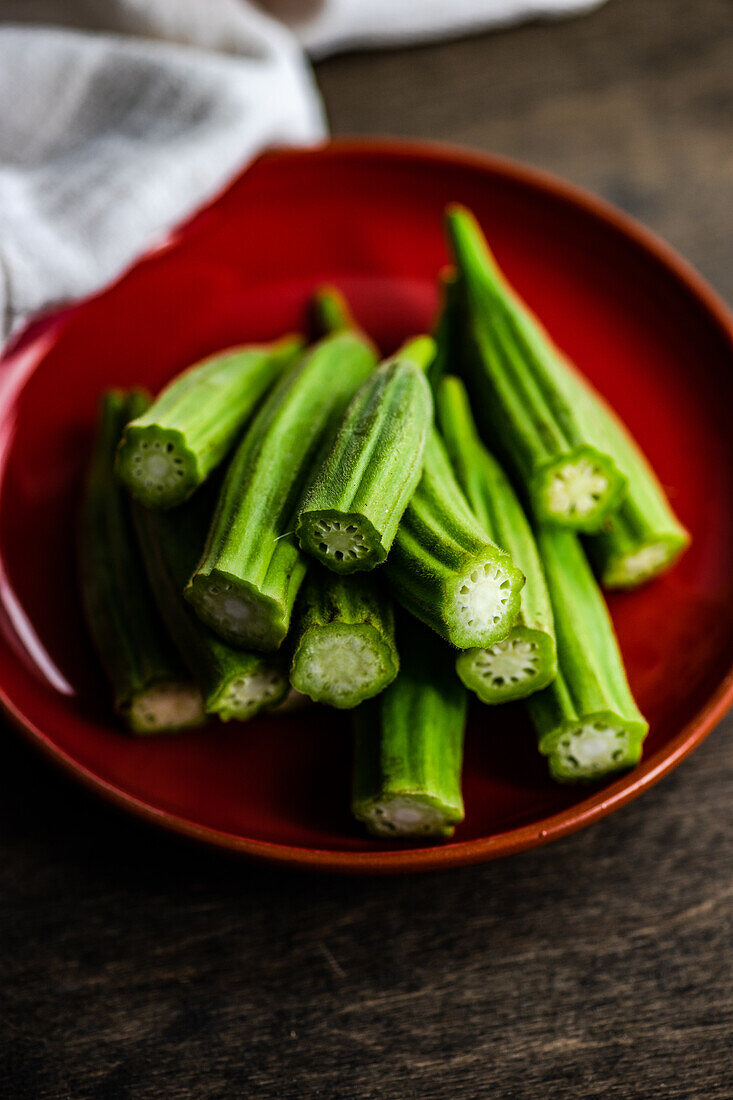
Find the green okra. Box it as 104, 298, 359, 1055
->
289, 569, 399, 708
437, 375, 557, 703
296, 336, 435, 573
384, 429, 525, 650
426, 267, 460, 393
575, 376, 690, 586
528, 526, 649, 783
445, 205, 628, 532
185, 329, 377, 651
116, 335, 302, 508
352, 617, 467, 839
79, 390, 205, 734
133, 488, 288, 721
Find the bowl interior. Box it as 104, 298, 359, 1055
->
0, 143, 732, 868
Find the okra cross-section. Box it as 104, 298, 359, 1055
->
458, 628, 557, 705
289, 570, 399, 708
296, 336, 435, 573
116, 335, 302, 508
79, 390, 206, 734
385, 430, 525, 650
528, 526, 648, 782
437, 375, 557, 703
445, 205, 627, 532
185, 330, 377, 651
133, 489, 288, 722
352, 617, 467, 840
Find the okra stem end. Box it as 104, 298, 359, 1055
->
117, 424, 198, 509
297, 510, 386, 574
210, 665, 289, 721
457, 625, 557, 704
290, 623, 398, 709
356, 794, 461, 840
600, 533, 690, 589
535, 447, 627, 532
446, 550, 525, 649
185, 569, 286, 652
126, 681, 206, 735
540, 710, 648, 783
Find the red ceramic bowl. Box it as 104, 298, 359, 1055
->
1, 140, 732, 873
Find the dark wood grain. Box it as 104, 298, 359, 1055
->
2, 1, 732, 1096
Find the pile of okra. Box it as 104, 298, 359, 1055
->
80, 205, 689, 840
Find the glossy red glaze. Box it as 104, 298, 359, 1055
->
0, 140, 732, 873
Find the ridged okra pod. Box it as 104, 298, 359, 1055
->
133, 489, 288, 721
384, 429, 525, 649
80, 390, 205, 734
573, 375, 690, 586
185, 330, 377, 651
289, 569, 399, 708
437, 376, 557, 703
426, 267, 460, 393
445, 205, 627, 532
296, 336, 435, 573
528, 526, 648, 782
352, 617, 467, 839
117, 335, 302, 508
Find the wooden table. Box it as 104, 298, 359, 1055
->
2, 1, 732, 1095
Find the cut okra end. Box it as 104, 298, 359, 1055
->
456, 625, 557, 705
535, 447, 627, 533
290, 624, 398, 709
211, 665, 288, 722
541, 712, 647, 784
446, 551, 525, 650
185, 571, 286, 652
125, 681, 206, 735
357, 795, 461, 840
117, 425, 198, 509
598, 534, 689, 589
297, 510, 385, 574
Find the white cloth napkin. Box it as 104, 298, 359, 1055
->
0, 0, 604, 342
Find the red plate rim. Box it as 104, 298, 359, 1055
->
2, 137, 733, 874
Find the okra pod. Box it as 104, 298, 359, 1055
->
133, 489, 288, 721
117, 335, 302, 508
185, 330, 377, 651
384, 429, 525, 650
80, 390, 205, 734
437, 375, 557, 703
445, 205, 627, 532
575, 376, 690, 586
289, 569, 399, 708
296, 336, 435, 573
426, 267, 460, 393
352, 617, 466, 839
528, 526, 648, 782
